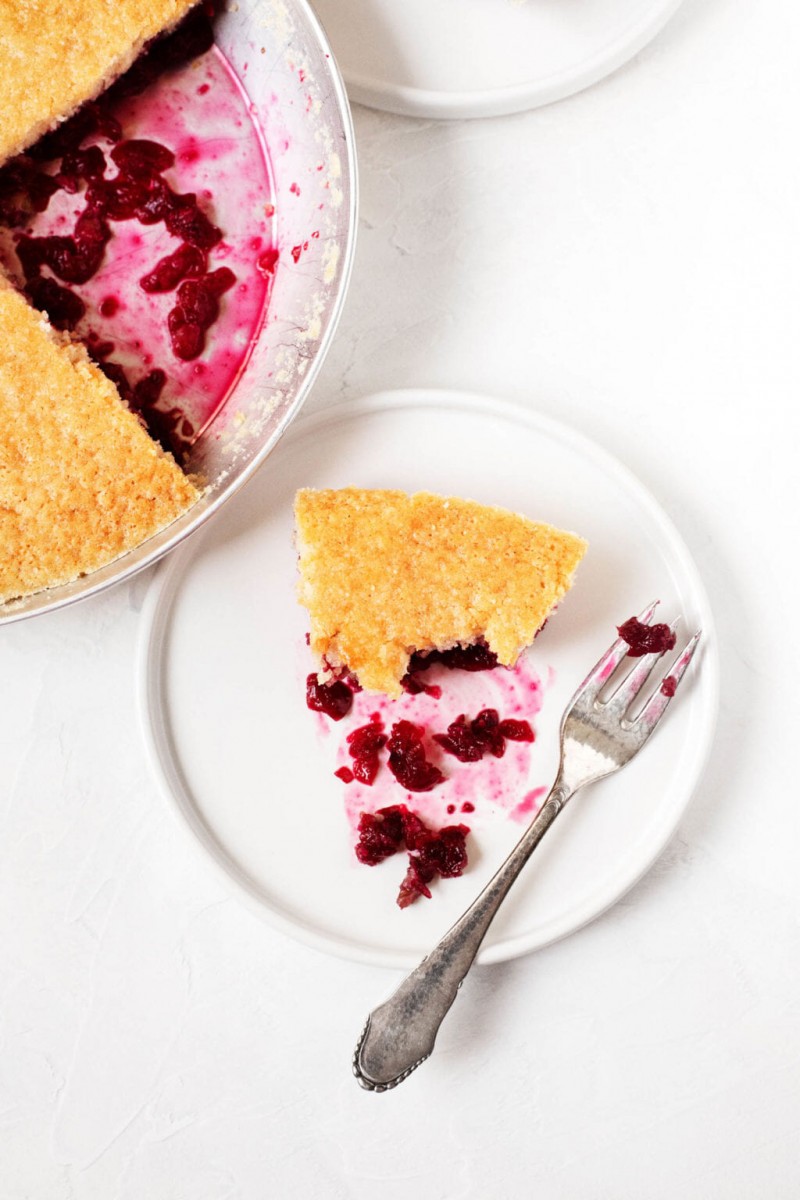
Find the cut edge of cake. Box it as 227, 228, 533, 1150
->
295, 486, 588, 697
0, 273, 200, 605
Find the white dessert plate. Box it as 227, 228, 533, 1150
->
139, 390, 717, 968
312, 0, 685, 120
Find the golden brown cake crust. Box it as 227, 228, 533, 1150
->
0, 278, 198, 603
295, 487, 588, 697
0, 0, 198, 162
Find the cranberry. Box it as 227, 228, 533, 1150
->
97, 174, 150, 220
28, 170, 62, 213
434, 708, 507, 762
355, 807, 406, 866
661, 675, 678, 698
17, 204, 111, 284
498, 718, 535, 742
135, 176, 175, 225
257, 247, 279, 275
401, 674, 442, 699
133, 396, 194, 458
434, 709, 535, 763
167, 314, 204, 361
305, 674, 353, 721
471, 708, 505, 758
414, 824, 470, 878
164, 196, 221, 249
0, 157, 60, 225
87, 336, 115, 360
111, 139, 175, 173
97, 360, 132, 401
397, 822, 470, 908
618, 617, 677, 657
396, 807, 429, 851
29, 103, 121, 162
386, 721, 445, 793
129, 367, 187, 456
98, 355, 173, 446
140, 243, 205, 292
25, 276, 85, 330
433, 714, 484, 763
397, 859, 435, 908
57, 145, 106, 191
345, 718, 387, 787
355, 805, 470, 908
131, 368, 167, 409
167, 268, 235, 360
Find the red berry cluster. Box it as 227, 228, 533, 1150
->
355, 805, 470, 908
433, 708, 534, 762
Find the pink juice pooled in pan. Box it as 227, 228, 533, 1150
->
0, 37, 276, 459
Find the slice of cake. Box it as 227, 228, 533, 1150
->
0, 277, 198, 603
295, 487, 587, 697
0, 0, 199, 162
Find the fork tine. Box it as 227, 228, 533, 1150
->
606, 619, 680, 713
637, 632, 701, 729
578, 600, 659, 698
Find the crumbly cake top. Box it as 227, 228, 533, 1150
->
0, 0, 198, 162
0, 278, 199, 603
295, 487, 588, 696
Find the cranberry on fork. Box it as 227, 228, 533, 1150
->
618, 615, 677, 657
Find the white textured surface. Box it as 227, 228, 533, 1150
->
2, 0, 800, 1193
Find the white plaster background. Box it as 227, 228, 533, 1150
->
2, 0, 800, 1194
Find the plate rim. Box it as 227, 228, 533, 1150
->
137, 387, 719, 968
330, 0, 685, 120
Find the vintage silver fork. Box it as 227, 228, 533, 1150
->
353, 602, 701, 1091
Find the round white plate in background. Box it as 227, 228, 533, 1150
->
312, 0, 686, 119
139, 390, 717, 968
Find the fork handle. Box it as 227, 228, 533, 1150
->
353, 778, 572, 1090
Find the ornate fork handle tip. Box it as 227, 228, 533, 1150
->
353, 1018, 430, 1091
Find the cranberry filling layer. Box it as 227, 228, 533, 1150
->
403, 641, 499, 685
618, 616, 677, 657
